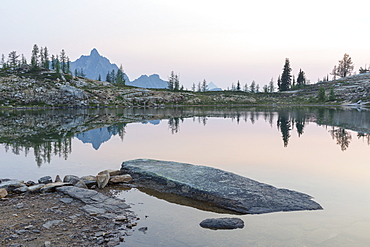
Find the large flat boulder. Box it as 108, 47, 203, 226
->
120, 159, 322, 214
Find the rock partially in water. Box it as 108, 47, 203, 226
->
0, 188, 7, 198
96, 172, 110, 189
63, 175, 80, 185
200, 217, 244, 230
38, 176, 52, 184
0, 180, 26, 192
110, 174, 132, 184
120, 159, 323, 214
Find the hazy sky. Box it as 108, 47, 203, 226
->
1, 0, 369, 88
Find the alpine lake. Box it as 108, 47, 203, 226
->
1, 106, 370, 247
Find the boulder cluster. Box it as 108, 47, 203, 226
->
0, 169, 133, 197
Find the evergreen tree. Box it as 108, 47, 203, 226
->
268, 78, 274, 92
197, 82, 201, 92
106, 72, 111, 82
66, 57, 70, 74
192, 83, 196, 92
51, 55, 55, 70
31, 44, 39, 69
201, 79, 207, 92
296, 69, 306, 88
174, 74, 180, 91
168, 71, 175, 90
334, 53, 354, 78
244, 83, 248, 92
277, 75, 281, 91
60, 49, 67, 73
263, 85, 268, 93
318, 86, 326, 101
110, 70, 116, 83
250, 80, 256, 93
1, 54, 5, 68
21, 54, 27, 65
55, 56, 61, 77
280, 58, 292, 91
40, 47, 45, 68
116, 65, 125, 86
8, 51, 19, 68
98, 74, 101, 81
256, 84, 260, 93
236, 80, 241, 91
328, 87, 336, 101
44, 47, 50, 69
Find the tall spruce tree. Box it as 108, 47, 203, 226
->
297, 69, 306, 88
60, 49, 67, 73
44, 47, 50, 69
280, 58, 292, 91
236, 80, 241, 91
31, 44, 39, 69
168, 71, 175, 90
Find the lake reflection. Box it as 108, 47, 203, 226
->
1, 106, 370, 246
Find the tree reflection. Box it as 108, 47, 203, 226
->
329, 127, 352, 151
357, 133, 370, 145
277, 112, 291, 147
168, 117, 183, 134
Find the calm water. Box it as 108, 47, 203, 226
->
1, 107, 370, 246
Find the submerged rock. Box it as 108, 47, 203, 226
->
200, 217, 244, 230
120, 159, 323, 214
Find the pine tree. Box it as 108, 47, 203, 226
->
60, 49, 67, 73
21, 54, 27, 65
236, 80, 241, 91
334, 53, 354, 78
174, 74, 180, 91
51, 55, 55, 70
256, 84, 260, 93
1, 54, 5, 68
98, 74, 101, 81
8, 51, 19, 68
277, 75, 281, 91
197, 82, 201, 92
244, 83, 248, 92
31, 44, 39, 69
55, 56, 61, 78
40, 47, 45, 68
250, 80, 256, 93
201, 79, 207, 92
116, 65, 125, 86
192, 83, 196, 92
106, 72, 111, 82
66, 57, 70, 74
168, 71, 175, 90
296, 69, 306, 88
268, 78, 274, 92
280, 58, 292, 91
44, 47, 50, 69
110, 70, 116, 83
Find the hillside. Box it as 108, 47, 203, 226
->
0, 68, 369, 108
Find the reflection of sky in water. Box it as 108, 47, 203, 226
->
1, 112, 370, 246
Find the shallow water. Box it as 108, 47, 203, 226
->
1, 107, 370, 246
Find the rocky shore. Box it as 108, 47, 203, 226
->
0, 170, 139, 247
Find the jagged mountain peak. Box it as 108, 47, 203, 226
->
89, 48, 100, 57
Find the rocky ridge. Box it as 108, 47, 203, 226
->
1, 70, 370, 108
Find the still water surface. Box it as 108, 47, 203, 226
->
1, 107, 370, 246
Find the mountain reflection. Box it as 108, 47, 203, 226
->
0, 107, 369, 166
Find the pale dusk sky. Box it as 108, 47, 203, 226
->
1, 0, 369, 88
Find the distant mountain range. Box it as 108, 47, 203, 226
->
70, 48, 223, 90
128, 74, 168, 89
70, 48, 130, 82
